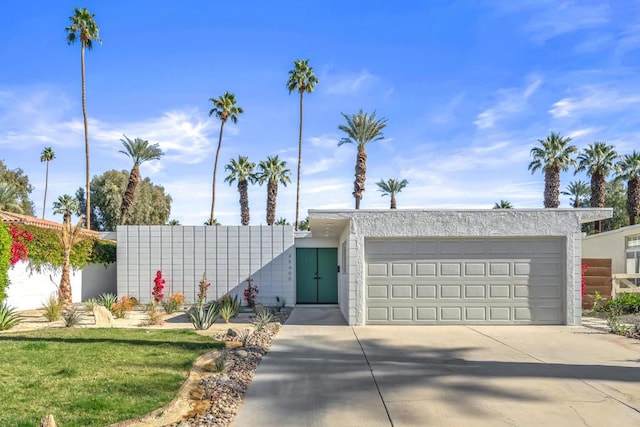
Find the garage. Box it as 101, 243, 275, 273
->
366, 238, 564, 324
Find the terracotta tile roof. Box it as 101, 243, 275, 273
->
0, 210, 101, 237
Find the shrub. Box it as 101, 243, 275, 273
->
152, 270, 165, 303
197, 273, 211, 306
111, 296, 137, 318
218, 294, 240, 323
0, 218, 11, 303
243, 277, 258, 307
83, 298, 98, 311
188, 302, 219, 330
144, 302, 165, 326
208, 349, 229, 373
98, 293, 117, 310
42, 294, 62, 322
0, 301, 21, 330
162, 293, 185, 314
62, 307, 81, 327
252, 305, 273, 331
601, 293, 640, 315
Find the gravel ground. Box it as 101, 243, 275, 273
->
170, 308, 291, 427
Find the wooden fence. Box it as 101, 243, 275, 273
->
581, 258, 612, 309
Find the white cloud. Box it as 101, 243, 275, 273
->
549, 85, 640, 118
303, 134, 349, 175
474, 75, 542, 129
324, 70, 379, 95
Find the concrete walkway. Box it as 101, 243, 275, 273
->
233, 307, 640, 427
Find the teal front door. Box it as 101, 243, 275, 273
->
296, 248, 338, 304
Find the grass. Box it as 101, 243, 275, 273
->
0, 328, 223, 427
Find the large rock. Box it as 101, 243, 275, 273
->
93, 305, 114, 326
40, 415, 56, 427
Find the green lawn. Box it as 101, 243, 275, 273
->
0, 328, 223, 427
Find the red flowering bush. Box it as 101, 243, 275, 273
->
152, 270, 165, 303
197, 273, 211, 305
9, 226, 34, 266
581, 264, 588, 298
243, 277, 258, 307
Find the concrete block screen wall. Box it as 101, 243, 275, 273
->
117, 225, 295, 305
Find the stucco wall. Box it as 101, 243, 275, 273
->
310, 209, 612, 326
582, 224, 640, 274
117, 225, 295, 305
6, 261, 115, 310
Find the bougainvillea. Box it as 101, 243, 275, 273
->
9, 226, 34, 266
243, 277, 259, 307
152, 270, 165, 303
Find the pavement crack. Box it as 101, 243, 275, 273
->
351, 327, 394, 427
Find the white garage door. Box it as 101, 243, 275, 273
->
365, 238, 564, 324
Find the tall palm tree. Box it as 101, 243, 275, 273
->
616, 151, 640, 225
492, 200, 513, 209
376, 178, 408, 209
528, 132, 577, 208
338, 110, 388, 209
53, 194, 83, 308
561, 180, 590, 208
0, 183, 22, 213
576, 142, 618, 231
118, 135, 164, 225
287, 59, 319, 231
208, 92, 243, 226
257, 155, 291, 225
225, 155, 257, 226
40, 147, 56, 219
66, 7, 101, 230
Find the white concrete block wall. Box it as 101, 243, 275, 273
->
117, 225, 295, 306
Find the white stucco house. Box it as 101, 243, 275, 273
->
117, 208, 610, 326
582, 224, 640, 276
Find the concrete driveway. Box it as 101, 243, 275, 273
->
233, 307, 640, 427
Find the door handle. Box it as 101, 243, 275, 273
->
314, 274, 321, 280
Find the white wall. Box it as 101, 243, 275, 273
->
582, 224, 640, 274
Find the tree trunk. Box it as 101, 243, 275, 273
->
295, 90, 304, 230
390, 195, 397, 209
543, 166, 560, 208
239, 179, 250, 226
353, 145, 368, 209
266, 180, 277, 225
210, 121, 225, 225
628, 177, 640, 226
119, 164, 140, 225
59, 247, 72, 309
591, 170, 605, 232
42, 161, 49, 219
81, 43, 91, 230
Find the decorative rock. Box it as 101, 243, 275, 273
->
93, 305, 114, 326
234, 349, 249, 359
40, 414, 56, 427
227, 328, 238, 337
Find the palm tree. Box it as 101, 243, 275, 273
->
257, 156, 291, 225
204, 218, 221, 226
338, 110, 388, 209
66, 7, 101, 230
493, 200, 513, 209
167, 219, 180, 226
225, 155, 257, 226
616, 151, 640, 225
40, 147, 55, 219
274, 218, 290, 226
208, 92, 243, 226
118, 135, 164, 225
287, 59, 319, 231
0, 183, 22, 213
561, 180, 590, 208
576, 142, 618, 231
376, 178, 408, 209
53, 194, 83, 308
299, 216, 310, 231
528, 132, 577, 208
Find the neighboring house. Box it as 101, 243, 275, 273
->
117, 208, 610, 326
1, 211, 117, 310
582, 224, 640, 276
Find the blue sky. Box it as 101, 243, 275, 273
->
1, 1, 639, 226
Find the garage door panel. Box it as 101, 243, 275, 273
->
365, 238, 564, 325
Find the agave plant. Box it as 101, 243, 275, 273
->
188, 302, 220, 330
0, 302, 21, 330
218, 294, 240, 323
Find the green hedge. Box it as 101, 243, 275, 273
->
0, 219, 10, 302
